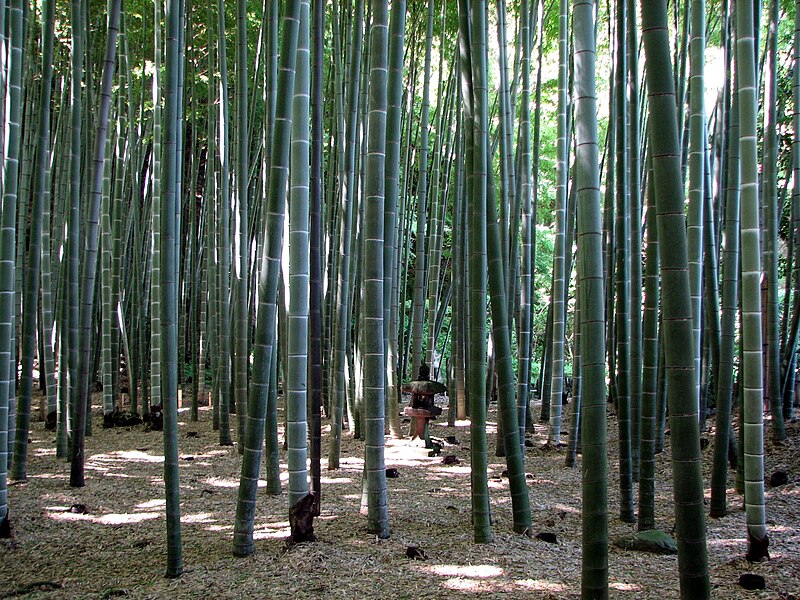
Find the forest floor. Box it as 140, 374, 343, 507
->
2, 392, 800, 599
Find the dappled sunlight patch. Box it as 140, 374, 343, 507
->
428, 564, 504, 578
92, 450, 164, 463
196, 449, 231, 458
95, 512, 161, 525
441, 578, 486, 592
181, 512, 215, 524
552, 503, 580, 515
9, 396, 800, 599
33, 447, 57, 457
28, 472, 68, 480
488, 481, 508, 491
85, 465, 112, 474
47, 510, 91, 523
610, 581, 642, 592
514, 578, 569, 592
319, 476, 353, 485
708, 537, 746, 549
45, 508, 161, 526
525, 477, 557, 485
767, 524, 798, 535
431, 466, 471, 475
315, 514, 340, 521
203, 477, 267, 489
253, 519, 291, 540
136, 498, 166, 510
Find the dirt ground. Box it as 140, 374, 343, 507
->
2, 393, 799, 599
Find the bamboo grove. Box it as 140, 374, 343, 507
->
0, 0, 797, 598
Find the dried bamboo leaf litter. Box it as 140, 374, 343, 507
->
2, 392, 799, 599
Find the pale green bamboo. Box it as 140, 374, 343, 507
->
573, 1, 608, 595
787, 0, 800, 424
232, 0, 300, 557
70, 0, 121, 488
162, 0, 184, 575
762, 0, 785, 441
0, 0, 19, 520
638, 156, 659, 531
487, 177, 532, 533
548, 0, 568, 447
361, 0, 390, 537
328, 0, 364, 468
215, 0, 233, 446
62, 0, 84, 482
6, 0, 27, 481
450, 118, 466, 425
641, 0, 710, 594
287, 0, 310, 509
233, 0, 250, 449
735, 0, 769, 562
384, 0, 407, 439
687, 0, 706, 420
613, 0, 634, 523
151, 0, 163, 418
709, 82, 740, 517
425, 62, 452, 371
627, 0, 643, 480
516, 0, 534, 439
464, 0, 492, 544
410, 0, 435, 380
101, 106, 115, 418
40, 65, 58, 419
309, 0, 325, 512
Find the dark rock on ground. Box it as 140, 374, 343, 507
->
535, 532, 558, 544
738, 573, 766, 590
769, 470, 788, 487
